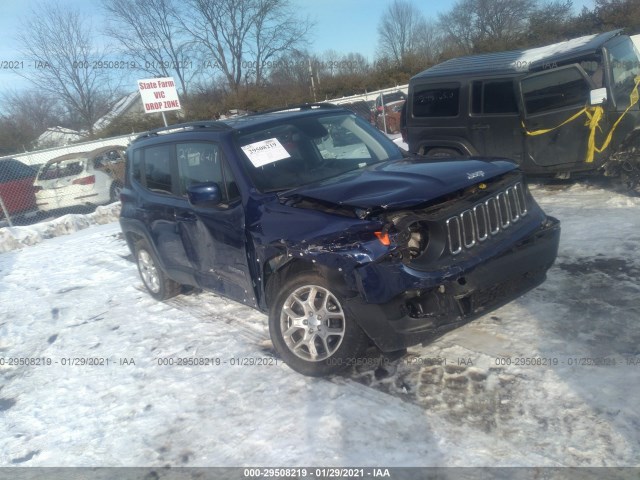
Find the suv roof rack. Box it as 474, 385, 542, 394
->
249, 102, 342, 116
133, 120, 233, 142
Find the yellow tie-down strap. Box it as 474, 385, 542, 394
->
522, 76, 640, 163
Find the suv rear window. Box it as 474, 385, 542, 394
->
412, 84, 459, 117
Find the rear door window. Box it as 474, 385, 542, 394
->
143, 145, 173, 194
471, 80, 518, 115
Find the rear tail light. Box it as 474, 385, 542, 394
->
72, 175, 95, 185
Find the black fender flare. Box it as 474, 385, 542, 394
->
415, 138, 478, 157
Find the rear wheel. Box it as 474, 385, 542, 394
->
268, 273, 368, 376
135, 239, 181, 300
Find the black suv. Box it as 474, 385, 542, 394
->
120, 104, 560, 376
406, 30, 640, 189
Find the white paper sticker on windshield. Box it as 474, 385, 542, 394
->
241, 138, 291, 167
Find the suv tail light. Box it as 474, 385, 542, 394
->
72, 175, 96, 185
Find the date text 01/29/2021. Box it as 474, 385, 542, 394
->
156, 357, 281, 367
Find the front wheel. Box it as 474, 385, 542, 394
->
268, 273, 368, 376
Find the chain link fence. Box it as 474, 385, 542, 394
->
327, 85, 408, 135
0, 134, 136, 227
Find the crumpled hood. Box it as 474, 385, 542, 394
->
281, 157, 518, 210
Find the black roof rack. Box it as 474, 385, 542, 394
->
248, 102, 342, 116
132, 120, 233, 142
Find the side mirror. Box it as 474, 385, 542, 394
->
590, 88, 608, 106
187, 182, 222, 206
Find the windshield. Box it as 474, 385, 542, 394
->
237, 112, 403, 192
607, 37, 640, 108
38, 157, 86, 180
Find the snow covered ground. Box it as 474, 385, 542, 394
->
0, 179, 639, 469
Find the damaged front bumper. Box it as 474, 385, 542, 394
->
345, 216, 561, 352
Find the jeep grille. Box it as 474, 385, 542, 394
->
446, 183, 527, 255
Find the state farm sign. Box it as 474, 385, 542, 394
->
137, 77, 181, 113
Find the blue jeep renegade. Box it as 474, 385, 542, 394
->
119, 104, 560, 376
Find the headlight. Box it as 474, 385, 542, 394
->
398, 222, 429, 260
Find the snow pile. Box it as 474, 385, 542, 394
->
0, 179, 639, 467
0, 203, 121, 253
392, 136, 408, 150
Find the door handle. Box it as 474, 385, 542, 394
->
472, 124, 490, 130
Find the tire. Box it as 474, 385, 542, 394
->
110, 181, 123, 203
268, 273, 368, 377
425, 147, 459, 158
135, 239, 181, 300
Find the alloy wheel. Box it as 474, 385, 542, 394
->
279, 285, 346, 361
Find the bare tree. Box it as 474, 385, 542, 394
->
102, 0, 194, 96
439, 0, 536, 54
412, 20, 444, 66
0, 89, 66, 153
184, 0, 312, 92
594, 0, 640, 31
184, 0, 255, 91
17, 2, 114, 134
336, 53, 370, 77
316, 50, 341, 78
377, 0, 429, 66
250, 0, 312, 85
2, 89, 66, 137
269, 50, 313, 87
439, 0, 476, 55
528, 1, 575, 44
